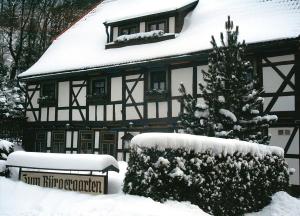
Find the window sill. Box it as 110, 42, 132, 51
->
87, 94, 109, 105
105, 34, 175, 49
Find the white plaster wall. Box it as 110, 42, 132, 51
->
148, 102, 156, 119
58, 110, 69, 121
26, 111, 35, 122
172, 99, 181, 117
126, 106, 143, 120
263, 96, 295, 112
66, 131, 72, 148
286, 158, 299, 185
140, 22, 145, 32
263, 65, 294, 93
95, 131, 100, 149
72, 80, 85, 85
113, 27, 118, 41
171, 67, 193, 97
41, 108, 47, 122
97, 105, 104, 121
197, 65, 208, 94
158, 102, 168, 118
111, 77, 122, 101
126, 74, 141, 80
48, 107, 55, 121
58, 81, 69, 107
72, 109, 85, 121
47, 132, 51, 148
89, 105, 96, 121
169, 17, 175, 33
263, 54, 294, 63
106, 105, 113, 121
130, 81, 144, 103
30, 91, 40, 108
72, 86, 86, 106
118, 131, 124, 149
73, 131, 78, 148
115, 104, 122, 121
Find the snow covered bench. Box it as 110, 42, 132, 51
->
6, 152, 119, 194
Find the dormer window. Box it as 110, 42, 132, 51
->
119, 24, 138, 36
147, 20, 167, 32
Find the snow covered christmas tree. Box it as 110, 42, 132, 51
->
179, 16, 277, 144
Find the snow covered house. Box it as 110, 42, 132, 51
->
18, 0, 300, 185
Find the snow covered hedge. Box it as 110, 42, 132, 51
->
0, 139, 13, 176
123, 133, 289, 216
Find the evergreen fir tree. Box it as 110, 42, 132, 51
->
179, 16, 277, 144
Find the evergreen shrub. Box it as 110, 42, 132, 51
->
123, 134, 289, 216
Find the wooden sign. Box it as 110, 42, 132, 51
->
20, 171, 107, 194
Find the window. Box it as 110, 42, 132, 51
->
150, 71, 166, 90
101, 132, 116, 157
52, 131, 65, 153
79, 131, 93, 154
41, 82, 55, 99
147, 20, 167, 32
92, 79, 106, 96
119, 25, 138, 36
35, 131, 47, 152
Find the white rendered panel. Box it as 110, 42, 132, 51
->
271, 96, 295, 112
47, 132, 51, 148
131, 81, 144, 103
95, 131, 100, 149
115, 104, 122, 121
58, 110, 69, 121
126, 106, 143, 120
28, 85, 36, 89
118, 132, 124, 149
111, 77, 122, 101
106, 105, 113, 121
72, 109, 85, 121
158, 102, 168, 118
73, 151, 77, 154
66, 151, 71, 154
286, 158, 299, 185
66, 131, 72, 148
77, 87, 86, 106
263, 97, 272, 111
117, 152, 123, 161
73, 131, 78, 148
126, 153, 130, 162
41, 108, 47, 122
113, 27, 118, 41
269, 127, 292, 150
72, 80, 85, 85
171, 67, 193, 97
287, 130, 299, 155
140, 22, 145, 32
169, 17, 175, 33
31, 91, 40, 108
172, 100, 181, 117
58, 81, 69, 107
263, 54, 295, 63
148, 102, 156, 119
197, 65, 208, 94
94, 152, 99, 154
26, 111, 35, 122
48, 107, 55, 121
97, 105, 104, 121
126, 74, 141, 80
89, 105, 96, 121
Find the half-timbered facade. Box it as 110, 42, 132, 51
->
19, 0, 300, 186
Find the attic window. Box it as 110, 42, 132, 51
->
92, 79, 106, 96
147, 20, 167, 32
41, 82, 55, 99
150, 71, 166, 91
119, 24, 138, 36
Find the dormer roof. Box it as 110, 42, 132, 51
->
19, 0, 300, 80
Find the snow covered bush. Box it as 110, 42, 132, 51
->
0, 139, 13, 176
123, 133, 289, 216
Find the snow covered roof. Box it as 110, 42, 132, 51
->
6, 152, 119, 172
19, 0, 300, 79
131, 133, 284, 157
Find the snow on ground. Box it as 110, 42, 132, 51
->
246, 191, 300, 216
131, 133, 284, 157
0, 160, 209, 216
